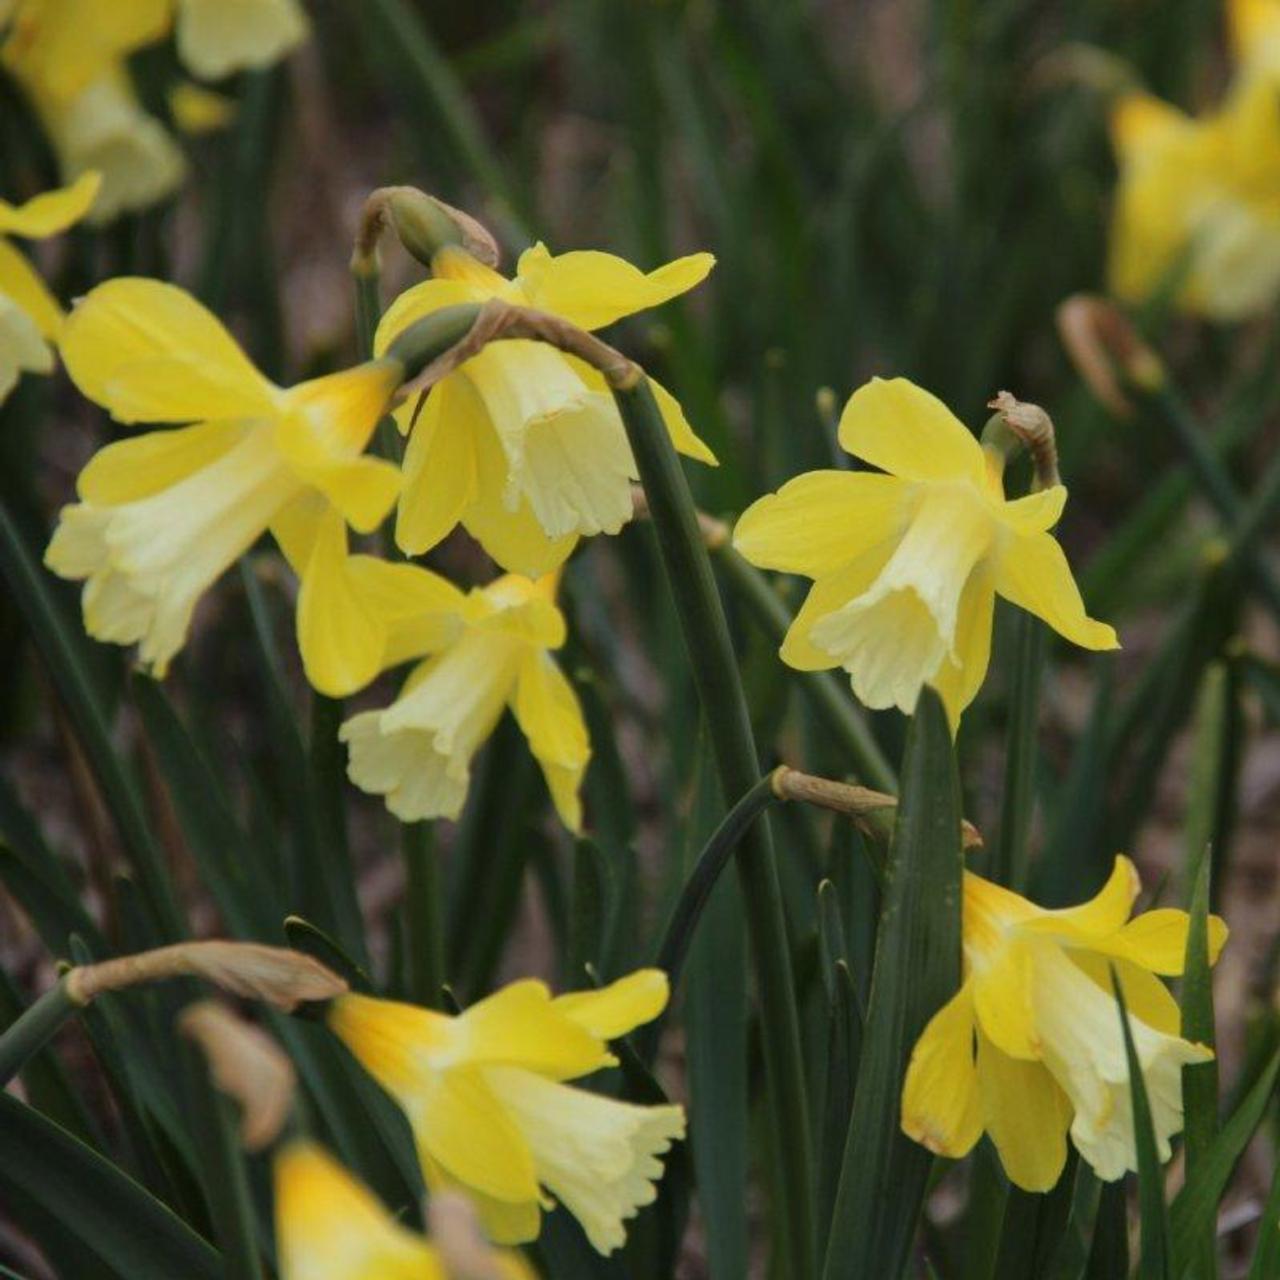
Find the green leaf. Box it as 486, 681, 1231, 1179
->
1179, 845, 1218, 1189
0, 499, 182, 938
569, 838, 611, 985
1112, 966, 1170, 1280
1169, 1049, 1280, 1278
284, 915, 374, 993
1246, 1151, 1280, 1280
822, 687, 964, 1278
1042, 1163, 1102, 1280
0, 1092, 220, 1280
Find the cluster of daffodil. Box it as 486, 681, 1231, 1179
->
1108, 0, 1280, 318
0, 0, 308, 224
32, 152, 1236, 1256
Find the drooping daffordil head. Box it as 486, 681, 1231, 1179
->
733, 377, 1118, 729
901, 856, 1228, 1191
0, 169, 99, 401
44, 278, 405, 678
339, 568, 591, 832
1107, 0, 1280, 321
372, 240, 717, 577
327, 969, 685, 1256
273, 1140, 537, 1280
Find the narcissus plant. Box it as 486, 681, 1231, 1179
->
900, 856, 1227, 1190
328, 970, 685, 1255
374, 240, 717, 576
44, 278, 406, 677
733, 377, 1117, 727
340, 569, 590, 830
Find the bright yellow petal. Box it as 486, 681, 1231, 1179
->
59, 278, 278, 423
929, 566, 995, 730
779, 539, 898, 671
515, 241, 715, 330
175, 0, 309, 81
0, 171, 100, 238
1068, 951, 1183, 1037
413, 1068, 542, 1205
420, 1151, 543, 1248
394, 378, 478, 556
0, 238, 64, 339
835, 376, 986, 484
345, 556, 468, 670
901, 983, 982, 1158
1109, 92, 1192, 162
269, 488, 328, 576
78, 420, 251, 504
733, 470, 912, 578
374, 278, 488, 357
977, 1030, 1071, 1193
649, 375, 717, 466
0, 297, 51, 394
553, 970, 670, 1041
1025, 856, 1141, 940
971, 939, 1039, 1059
511, 650, 589, 832
273, 1140, 445, 1280
1096, 909, 1228, 977
994, 531, 1119, 651
455, 979, 614, 1078
295, 508, 385, 698
1000, 484, 1067, 536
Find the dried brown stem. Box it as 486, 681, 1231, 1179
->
987, 391, 1061, 490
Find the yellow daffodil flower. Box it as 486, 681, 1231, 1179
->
328, 970, 685, 1255
274, 1140, 534, 1280
170, 0, 309, 82
733, 377, 1118, 727
340, 569, 591, 830
45, 278, 404, 678
373, 242, 717, 576
0, 170, 98, 401
901, 856, 1227, 1191
1108, 0, 1280, 320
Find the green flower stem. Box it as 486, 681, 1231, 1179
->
352, 258, 402, 466
991, 611, 1045, 892
0, 976, 80, 1087
712, 541, 897, 792
612, 375, 816, 1280
1139, 382, 1280, 622
403, 822, 445, 1008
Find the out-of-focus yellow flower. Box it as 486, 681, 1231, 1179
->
25, 66, 187, 224
340, 569, 591, 830
0, 169, 98, 401
328, 970, 685, 1256
171, 0, 309, 82
45, 279, 404, 678
733, 377, 1117, 727
1108, 0, 1280, 320
374, 242, 716, 576
274, 1140, 535, 1280
901, 856, 1227, 1191
168, 80, 235, 134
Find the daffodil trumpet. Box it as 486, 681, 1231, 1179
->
901, 856, 1227, 1191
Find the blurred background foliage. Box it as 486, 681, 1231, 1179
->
1, 0, 1279, 1276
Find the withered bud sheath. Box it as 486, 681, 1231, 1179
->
982, 391, 1061, 491
1055, 293, 1166, 418
352, 185, 500, 276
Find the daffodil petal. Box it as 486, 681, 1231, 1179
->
929, 566, 995, 731
0, 238, 63, 340
0, 171, 100, 237
345, 556, 467, 670
512, 651, 590, 832
836, 376, 986, 484
971, 939, 1039, 1059
59, 278, 279, 423
1109, 92, 1193, 161
649, 375, 717, 466
1001, 484, 1067, 536
1068, 952, 1183, 1036
1029, 856, 1141, 939
977, 1029, 1071, 1192
515, 241, 714, 330
995, 530, 1119, 651
554, 971, 670, 1042
901, 983, 982, 1159
175, 0, 309, 81
394, 379, 478, 556
734, 471, 912, 578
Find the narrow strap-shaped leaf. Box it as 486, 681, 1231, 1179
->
0, 499, 182, 939
569, 837, 611, 985
1170, 1049, 1280, 1276
402, 820, 445, 1007
1112, 967, 1171, 1280
0, 1092, 221, 1280
992, 608, 1045, 892
1179, 848, 1218, 1173
1084, 1180, 1129, 1280
993, 1159, 1079, 1280
1246, 1151, 1280, 1280
1042, 1163, 1102, 1280
822, 687, 963, 1278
